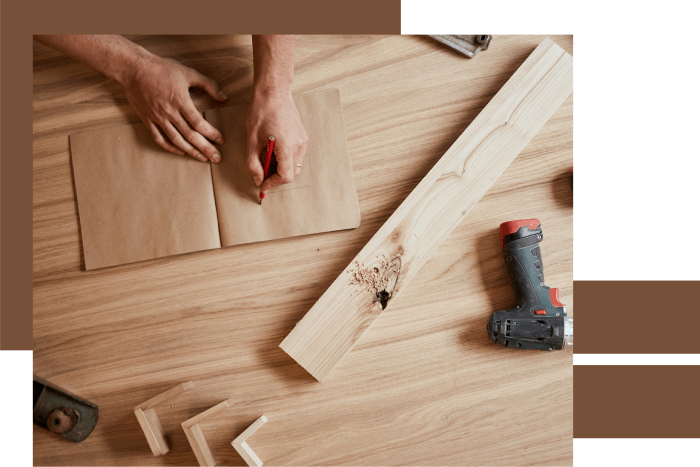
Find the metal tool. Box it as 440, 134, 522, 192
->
33, 375, 98, 442
486, 219, 573, 350
428, 35, 492, 58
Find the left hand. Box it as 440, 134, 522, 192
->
124, 55, 228, 162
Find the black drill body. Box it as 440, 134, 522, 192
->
487, 220, 571, 351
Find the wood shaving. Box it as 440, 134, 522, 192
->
349, 260, 390, 293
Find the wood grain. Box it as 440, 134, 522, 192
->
33, 35, 573, 465
280, 38, 573, 381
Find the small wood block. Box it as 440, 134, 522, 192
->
135, 408, 169, 456
181, 399, 234, 466
232, 415, 268, 467
233, 441, 263, 467
182, 399, 233, 429
133, 381, 194, 456
184, 424, 217, 467
135, 381, 194, 411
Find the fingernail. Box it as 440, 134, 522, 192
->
211, 154, 221, 163
218, 91, 228, 100
197, 154, 207, 162
216, 138, 224, 145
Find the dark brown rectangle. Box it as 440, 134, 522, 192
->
1, 3, 34, 350
30, 0, 401, 34
574, 366, 700, 437
575, 281, 700, 353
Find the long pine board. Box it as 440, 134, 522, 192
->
280, 38, 573, 382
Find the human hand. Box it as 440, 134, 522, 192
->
123, 55, 228, 162
246, 89, 309, 193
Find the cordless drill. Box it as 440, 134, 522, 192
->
486, 219, 573, 350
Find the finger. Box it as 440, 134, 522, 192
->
161, 121, 207, 162
261, 152, 294, 193
246, 135, 264, 186
181, 100, 224, 145
146, 122, 185, 156
172, 113, 221, 163
188, 70, 227, 101
293, 137, 309, 177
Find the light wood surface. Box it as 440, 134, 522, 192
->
280, 38, 573, 382
33, 35, 573, 465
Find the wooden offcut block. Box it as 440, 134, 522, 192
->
232, 415, 268, 467
134, 381, 194, 456
280, 37, 574, 381
181, 399, 234, 467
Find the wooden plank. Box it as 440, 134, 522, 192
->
232, 415, 268, 467
279, 37, 574, 381
183, 424, 217, 467
135, 381, 194, 411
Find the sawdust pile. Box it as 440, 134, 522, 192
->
348, 260, 389, 293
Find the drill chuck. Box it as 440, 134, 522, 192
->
486, 219, 573, 351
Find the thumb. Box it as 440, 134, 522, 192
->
260, 173, 284, 193
188, 70, 228, 102
246, 137, 265, 186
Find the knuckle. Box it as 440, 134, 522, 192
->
280, 172, 294, 184
193, 121, 208, 134
183, 128, 197, 141
166, 130, 180, 142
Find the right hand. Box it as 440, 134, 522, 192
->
123, 55, 228, 162
245, 88, 309, 192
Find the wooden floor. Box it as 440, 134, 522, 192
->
33, 35, 573, 466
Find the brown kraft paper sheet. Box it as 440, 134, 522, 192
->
70, 123, 221, 270
205, 88, 361, 247
70, 88, 360, 270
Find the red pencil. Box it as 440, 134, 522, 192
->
259, 136, 275, 205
